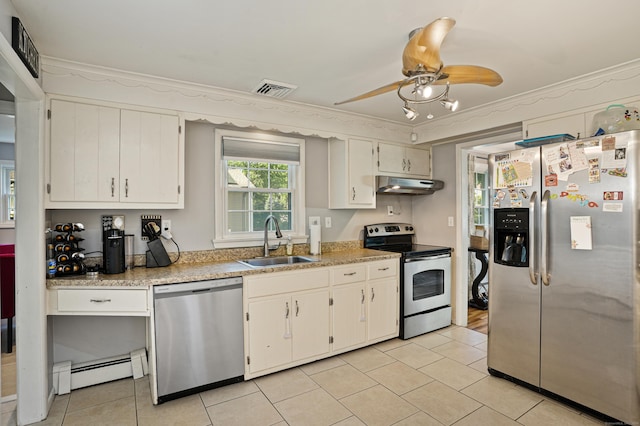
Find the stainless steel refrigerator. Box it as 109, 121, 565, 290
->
487, 130, 639, 424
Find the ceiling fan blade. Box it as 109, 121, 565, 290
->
334, 80, 405, 105
434, 65, 503, 86
402, 17, 456, 76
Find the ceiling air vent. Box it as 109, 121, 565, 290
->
252, 79, 297, 99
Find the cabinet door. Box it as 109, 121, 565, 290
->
120, 110, 180, 203
49, 100, 120, 202
405, 147, 430, 177
247, 296, 292, 373
332, 283, 367, 352
523, 114, 585, 140
367, 279, 398, 341
377, 143, 406, 174
348, 138, 375, 206
291, 290, 330, 361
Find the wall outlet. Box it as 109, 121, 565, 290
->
161, 220, 171, 234
325, 217, 332, 228
448, 216, 454, 227
387, 205, 394, 216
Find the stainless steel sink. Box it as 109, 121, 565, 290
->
237, 255, 317, 268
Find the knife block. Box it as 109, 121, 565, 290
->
146, 239, 171, 268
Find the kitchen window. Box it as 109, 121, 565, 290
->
0, 160, 14, 227
213, 129, 305, 248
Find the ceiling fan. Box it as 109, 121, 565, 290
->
335, 17, 503, 120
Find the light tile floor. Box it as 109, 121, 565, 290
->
1, 326, 610, 426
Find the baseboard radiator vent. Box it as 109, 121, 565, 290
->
53, 348, 148, 395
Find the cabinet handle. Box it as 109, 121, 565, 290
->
371, 288, 375, 302
407, 159, 411, 171
125, 178, 129, 198
295, 300, 299, 317
402, 158, 406, 171
111, 178, 115, 197
361, 289, 365, 304
90, 298, 111, 303
378, 267, 389, 271
343, 272, 357, 276
285, 301, 290, 319
360, 289, 366, 321
352, 187, 356, 200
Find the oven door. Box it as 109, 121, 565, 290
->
403, 254, 451, 316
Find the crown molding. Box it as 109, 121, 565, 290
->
414, 59, 640, 143
41, 56, 413, 143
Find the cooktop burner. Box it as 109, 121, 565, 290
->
363, 223, 451, 258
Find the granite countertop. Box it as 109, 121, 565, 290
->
46, 249, 400, 289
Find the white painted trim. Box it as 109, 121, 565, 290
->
42, 57, 413, 144
0, 25, 48, 425
415, 59, 640, 143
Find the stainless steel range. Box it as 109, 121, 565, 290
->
364, 223, 452, 339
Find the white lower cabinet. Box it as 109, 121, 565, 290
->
247, 289, 330, 374
367, 277, 398, 342
244, 258, 399, 379
332, 282, 367, 352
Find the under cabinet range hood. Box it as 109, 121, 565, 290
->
376, 176, 444, 195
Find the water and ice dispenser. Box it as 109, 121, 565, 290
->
493, 209, 529, 267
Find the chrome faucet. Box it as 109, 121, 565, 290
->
263, 215, 283, 257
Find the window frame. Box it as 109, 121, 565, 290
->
0, 160, 14, 228
213, 129, 306, 248
473, 167, 489, 228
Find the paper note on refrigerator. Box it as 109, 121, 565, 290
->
570, 216, 592, 250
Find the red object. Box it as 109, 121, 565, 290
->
0, 244, 15, 353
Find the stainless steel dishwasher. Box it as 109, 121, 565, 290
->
153, 277, 244, 403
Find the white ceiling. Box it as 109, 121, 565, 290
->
11, 0, 640, 125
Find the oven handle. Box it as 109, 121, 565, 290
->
404, 254, 450, 262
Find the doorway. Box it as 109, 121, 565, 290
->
0, 82, 15, 399
452, 125, 521, 334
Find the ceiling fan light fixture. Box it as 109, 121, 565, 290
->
402, 103, 419, 120
415, 83, 433, 99
441, 97, 459, 111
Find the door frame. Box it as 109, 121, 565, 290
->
0, 29, 48, 424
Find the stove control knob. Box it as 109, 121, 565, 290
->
409, 226, 414, 231
374, 227, 379, 233
405, 226, 409, 231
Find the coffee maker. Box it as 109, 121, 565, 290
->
103, 228, 125, 274
493, 208, 528, 267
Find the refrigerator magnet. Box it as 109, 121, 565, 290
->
545, 174, 558, 187
603, 191, 623, 201
570, 216, 593, 250
603, 202, 623, 213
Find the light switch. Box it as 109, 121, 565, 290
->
325, 217, 332, 228
448, 216, 454, 227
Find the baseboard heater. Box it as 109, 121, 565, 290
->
52, 348, 148, 395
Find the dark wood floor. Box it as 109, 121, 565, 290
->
467, 306, 488, 334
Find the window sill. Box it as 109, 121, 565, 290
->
212, 235, 308, 249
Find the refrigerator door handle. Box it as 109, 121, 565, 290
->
541, 190, 551, 286
528, 191, 538, 285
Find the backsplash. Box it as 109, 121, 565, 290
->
84, 240, 363, 268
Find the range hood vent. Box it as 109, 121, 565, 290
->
376, 176, 444, 195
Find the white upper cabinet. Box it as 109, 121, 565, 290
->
46, 97, 184, 209
119, 110, 180, 204
49, 100, 121, 203
328, 137, 375, 209
377, 142, 430, 177
523, 113, 586, 140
